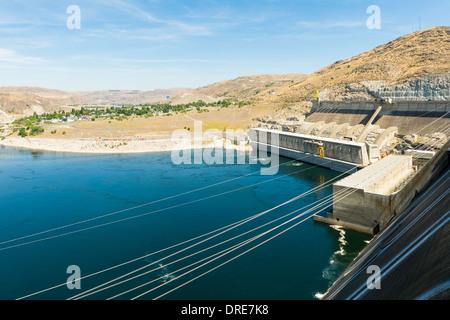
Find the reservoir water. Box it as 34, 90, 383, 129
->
0, 145, 372, 300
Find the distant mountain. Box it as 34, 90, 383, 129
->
73, 88, 191, 105
0, 87, 191, 122
169, 74, 306, 105
0, 91, 59, 123
0, 86, 81, 104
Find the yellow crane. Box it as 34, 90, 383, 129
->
313, 91, 320, 101
317, 143, 324, 158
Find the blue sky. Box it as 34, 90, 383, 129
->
0, 0, 448, 91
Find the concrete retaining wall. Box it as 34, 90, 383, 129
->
389, 139, 450, 218
316, 140, 450, 234
249, 129, 370, 165
366, 157, 413, 194
311, 101, 450, 116
308, 100, 449, 135
248, 128, 371, 172
331, 155, 413, 231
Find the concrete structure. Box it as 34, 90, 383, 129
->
405, 149, 435, 159
322, 146, 450, 300
251, 100, 448, 234
314, 155, 416, 234
321, 155, 414, 234
336, 155, 413, 194
311, 100, 450, 117
314, 139, 450, 234
307, 100, 450, 135
356, 106, 382, 143
248, 128, 374, 173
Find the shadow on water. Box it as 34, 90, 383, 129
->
30, 150, 44, 159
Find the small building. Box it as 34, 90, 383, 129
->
79, 115, 94, 120
63, 116, 79, 122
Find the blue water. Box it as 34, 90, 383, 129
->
0, 145, 372, 300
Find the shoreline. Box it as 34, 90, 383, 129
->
0, 137, 251, 154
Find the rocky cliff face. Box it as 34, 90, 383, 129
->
363, 73, 450, 101
317, 73, 450, 102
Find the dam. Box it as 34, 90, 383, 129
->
250, 99, 449, 235
315, 154, 415, 234
306, 100, 450, 135
248, 128, 371, 173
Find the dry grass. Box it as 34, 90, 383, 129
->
169, 74, 306, 104
36, 104, 274, 139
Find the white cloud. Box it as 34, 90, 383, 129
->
0, 48, 46, 64
100, 0, 213, 37
295, 20, 366, 30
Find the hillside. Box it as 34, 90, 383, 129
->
169, 74, 306, 105
0, 87, 191, 123
253, 26, 450, 103
0, 91, 60, 123
0, 86, 85, 105
75, 88, 191, 105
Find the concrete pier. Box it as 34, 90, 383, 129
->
248, 128, 372, 173
322, 155, 415, 234
314, 139, 450, 234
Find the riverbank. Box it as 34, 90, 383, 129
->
0, 136, 251, 154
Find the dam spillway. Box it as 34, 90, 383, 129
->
306, 100, 450, 135
248, 128, 372, 173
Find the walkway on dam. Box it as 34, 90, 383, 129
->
323, 165, 450, 300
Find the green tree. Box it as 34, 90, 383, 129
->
29, 126, 44, 136
18, 128, 28, 137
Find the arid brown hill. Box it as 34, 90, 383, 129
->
253, 26, 450, 103
169, 74, 306, 105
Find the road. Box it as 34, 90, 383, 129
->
323, 166, 450, 300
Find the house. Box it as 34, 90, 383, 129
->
63, 116, 79, 122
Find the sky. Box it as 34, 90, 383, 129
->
0, 0, 448, 91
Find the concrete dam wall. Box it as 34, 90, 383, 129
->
307, 100, 449, 135
248, 128, 371, 173
329, 155, 414, 234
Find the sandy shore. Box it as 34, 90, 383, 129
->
0, 137, 251, 154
